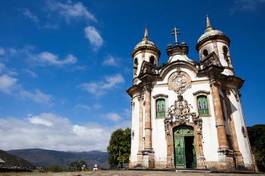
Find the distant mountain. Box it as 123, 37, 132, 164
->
8, 148, 109, 169
0, 150, 34, 171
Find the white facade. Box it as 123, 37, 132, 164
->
128, 18, 255, 171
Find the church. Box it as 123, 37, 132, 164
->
127, 17, 256, 171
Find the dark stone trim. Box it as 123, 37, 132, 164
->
153, 94, 168, 99
193, 90, 210, 96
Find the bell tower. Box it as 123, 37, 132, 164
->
196, 16, 234, 76
131, 28, 160, 85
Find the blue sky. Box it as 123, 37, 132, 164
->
0, 0, 264, 151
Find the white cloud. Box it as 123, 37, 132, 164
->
72, 125, 104, 137
29, 113, 54, 127
37, 52, 77, 66
0, 46, 77, 67
80, 74, 124, 96
103, 55, 118, 67
22, 9, 39, 24
47, 0, 96, 23
23, 69, 38, 78
84, 26, 103, 50
0, 72, 51, 104
102, 74, 124, 89
106, 113, 121, 121
0, 74, 17, 94
0, 113, 111, 151
19, 89, 52, 104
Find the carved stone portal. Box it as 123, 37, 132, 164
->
164, 95, 205, 169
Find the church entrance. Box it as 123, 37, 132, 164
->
173, 125, 196, 169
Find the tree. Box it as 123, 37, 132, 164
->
68, 160, 87, 171
107, 128, 131, 168
248, 125, 265, 172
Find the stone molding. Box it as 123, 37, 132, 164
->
164, 95, 205, 169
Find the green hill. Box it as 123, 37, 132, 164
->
0, 150, 34, 171
8, 148, 108, 169
247, 124, 265, 172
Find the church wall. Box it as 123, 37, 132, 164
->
189, 82, 219, 162
151, 86, 168, 166
130, 96, 139, 163
228, 90, 253, 167
150, 68, 221, 166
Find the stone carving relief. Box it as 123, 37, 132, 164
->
201, 52, 222, 69
164, 95, 202, 134
168, 70, 191, 94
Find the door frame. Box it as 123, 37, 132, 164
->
165, 122, 205, 169
173, 125, 196, 168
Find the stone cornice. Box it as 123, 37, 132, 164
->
196, 34, 230, 51
131, 45, 161, 58
221, 75, 244, 89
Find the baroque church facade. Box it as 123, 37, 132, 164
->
127, 17, 256, 171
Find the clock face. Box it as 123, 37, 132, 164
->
168, 71, 191, 94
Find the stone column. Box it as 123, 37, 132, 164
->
142, 84, 154, 168
224, 92, 244, 168
195, 124, 206, 169
137, 94, 143, 164
211, 82, 229, 151
166, 127, 174, 168
144, 86, 152, 150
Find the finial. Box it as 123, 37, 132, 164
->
206, 15, 213, 31
171, 27, 180, 44
143, 27, 148, 41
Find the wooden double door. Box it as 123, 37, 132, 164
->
173, 125, 197, 169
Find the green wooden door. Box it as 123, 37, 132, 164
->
174, 136, 186, 167
173, 125, 197, 168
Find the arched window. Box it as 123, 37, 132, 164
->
134, 58, 138, 67
222, 46, 230, 66
150, 56, 155, 65
133, 58, 138, 75
197, 95, 209, 116
156, 98, 165, 118
223, 46, 228, 55
203, 49, 208, 57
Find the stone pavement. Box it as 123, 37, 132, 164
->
0, 170, 264, 176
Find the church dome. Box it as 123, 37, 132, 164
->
132, 28, 160, 56
134, 39, 157, 50
197, 29, 224, 43
196, 16, 230, 49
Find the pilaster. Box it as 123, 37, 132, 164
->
142, 84, 155, 168
137, 94, 144, 165
211, 81, 234, 170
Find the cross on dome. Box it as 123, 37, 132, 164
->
171, 27, 180, 44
